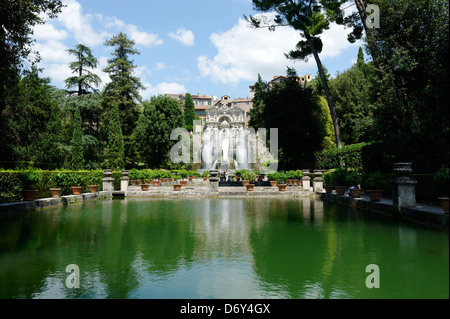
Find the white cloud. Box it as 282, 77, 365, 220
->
33, 23, 67, 41
141, 82, 187, 99
154, 62, 167, 71
168, 28, 195, 46
58, 0, 106, 46
104, 16, 163, 47
198, 14, 359, 86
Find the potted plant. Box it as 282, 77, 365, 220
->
323, 172, 334, 194
331, 168, 348, 195
129, 168, 139, 186
275, 172, 287, 192
434, 168, 449, 214
69, 173, 84, 195
346, 170, 362, 198
49, 172, 66, 198
20, 168, 42, 201
172, 174, 182, 191
362, 172, 387, 202
241, 170, 257, 191
140, 183, 149, 191
202, 170, 209, 181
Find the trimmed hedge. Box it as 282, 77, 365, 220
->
315, 142, 370, 171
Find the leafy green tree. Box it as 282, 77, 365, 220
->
248, 74, 267, 129
70, 106, 85, 170
102, 32, 144, 137
103, 101, 124, 170
65, 44, 101, 96
135, 96, 184, 168
0, 68, 63, 164
328, 47, 379, 144
367, 0, 449, 172
252, 68, 326, 169
184, 93, 195, 131
0, 0, 63, 157
247, 0, 362, 149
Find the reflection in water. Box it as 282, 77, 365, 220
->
0, 198, 448, 299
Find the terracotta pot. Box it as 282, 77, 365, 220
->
324, 186, 334, 194
277, 184, 287, 192
22, 190, 38, 201
138, 179, 143, 185
152, 181, 160, 187
438, 197, 449, 214
203, 177, 208, 181
242, 180, 249, 186
270, 180, 277, 187
350, 188, 362, 198
88, 185, 98, 193
367, 190, 383, 202
173, 184, 182, 191
245, 184, 255, 191
130, 180, 137, 186
71, 186, 83, 195
140, 184, 149, 191
335, 186, 346, 195
49, 188, 63, 198
180, 180, 187, 187
188, 177, 193, 182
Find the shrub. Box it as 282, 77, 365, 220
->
240, 170, 257, 183
362, 172, 388, 190
315, 142, 370, 171
201, 170, 210, 178
330, 168, 348, 186
0, 170, 23, 203
19, 168, 43, 190
49, 172, 67, 188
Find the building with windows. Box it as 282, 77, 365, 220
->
166, 93, 218, 125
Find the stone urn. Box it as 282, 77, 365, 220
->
277, 184, 287, 192
334, 186, 346, 195
350, 188, 362, 198
49, 188, 63, 198
173, 184, 182, 191
367, 190, 383, 202
393, 162, 413, 176
71, 186, 83, 196
245, 184, 255, 191
324, 186, 334, 194
22, 190, 38, 201
88, 185, 98, 193
140, 184, 149, 191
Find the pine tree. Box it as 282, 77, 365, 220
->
102, 32, 144, 137
70, 106, 84, 170
103, 101, 124, 170
184, 93, 195, 131
65, 44, 101, 95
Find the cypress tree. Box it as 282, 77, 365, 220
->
70, 107, 85, 169
104, 101, 124, 169
184, 93, 195, 131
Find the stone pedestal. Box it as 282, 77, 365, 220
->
209, 169, 219, 192
313, 177, 324, 192
392, 163, 417, 208
302, 175, 311, 191
102, 169, 115, 192
120, 170, 129, 193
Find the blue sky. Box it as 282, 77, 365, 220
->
32, 0, 363, 100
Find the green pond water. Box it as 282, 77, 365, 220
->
0, 198, 448, 299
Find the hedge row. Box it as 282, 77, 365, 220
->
0, 169, 117, 204
315, 142, 370, 171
